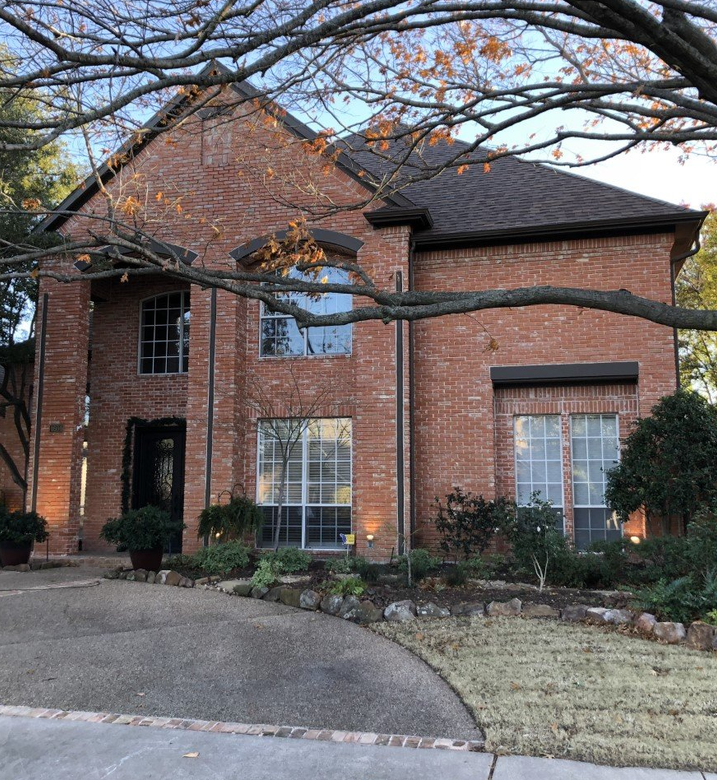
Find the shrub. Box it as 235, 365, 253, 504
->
606, 390, 717, 535
433, 487, 515, 558
329, 576, 366, 597
100, 506, 184, 551
325, 557, 354, 574
443, 563, 469, 587
627, 536, 691, 585
359, 562, 381, 584
191, 541, 251, 575
0, 508, 49, 545
635, 576, 717, 624
197, 491, 263, 542
274, 547, 311, 573
398, 548, 441, 583
251, 557, 281, 588
326, 556, 379, 582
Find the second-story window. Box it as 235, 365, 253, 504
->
260, 267, 352, 357
139, 292, 190, 374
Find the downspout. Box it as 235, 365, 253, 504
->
30, 293, 49, 515
203, 287, 218, 546
408, 239, 417, 542
395, 270, 405, 556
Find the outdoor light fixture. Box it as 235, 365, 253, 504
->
630, 535, 641, 544
366, 534, 374, 549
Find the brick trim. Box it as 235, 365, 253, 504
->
0, 704, 485, 752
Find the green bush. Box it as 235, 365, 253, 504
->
329, 576, 366, 597
325, 557, 354, 574
197, 491, 263, 542
398, 548, 441, 583
443, 563, 469, 587
191, 541, 251, 575
635, 576, 717, 624
251, 557, 281, 588
326, 556, 379, 582
274, 547, 311, 573
0, 508, 49, 545
433, 487, 515, 558
100, 506, 184, 551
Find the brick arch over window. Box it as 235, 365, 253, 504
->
229, 229, 363, 263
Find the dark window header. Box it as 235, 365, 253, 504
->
490, 361, 639, 387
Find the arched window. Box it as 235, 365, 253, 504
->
260, 267, 352, 357
139, 292, 190, 374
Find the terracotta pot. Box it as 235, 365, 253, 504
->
129, 547, 163, 571
0, 541, 33, 567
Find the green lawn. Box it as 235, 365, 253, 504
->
373, 617, 717, 772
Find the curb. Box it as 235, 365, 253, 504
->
0, 704, 485, 752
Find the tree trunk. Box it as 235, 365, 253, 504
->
273, 459, 288, 553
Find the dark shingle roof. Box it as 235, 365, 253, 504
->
349, 135, 704, 246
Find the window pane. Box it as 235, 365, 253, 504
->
260, 317, 304, 356
513, 415, 563, 511
139, 292, 189, 374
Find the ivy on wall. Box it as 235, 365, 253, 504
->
120, 416, 186, 514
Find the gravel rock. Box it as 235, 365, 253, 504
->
299, 590, 322, 610
523, 604, 560, 619
338, 595, 361, 619
416, 602, 450, 619
687, 621, 716, 651
384, 600, 417, 622
279, 588, 302, 608
560, 604, 589, 622
654, 621, 686, 644
635, 613, 657, 636
320, 594, 345, 616
486, 598, 522, 617
451, 602, 485, 617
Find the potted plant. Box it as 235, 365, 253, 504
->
197, 487, 263, 543
0, 507, 49, 566
100, 506, 185, 571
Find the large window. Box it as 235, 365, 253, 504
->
260, 267, 352, 357
514, 415, 564, 528
257, 418, 352, 548
570, 414, 620, 549
139, 292, 190, 374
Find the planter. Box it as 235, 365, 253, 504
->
0, 540, 33, 567
129, 547, 163, 571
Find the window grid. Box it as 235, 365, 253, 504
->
570, 414, 621, 549
513, 415, 565, 512
139, 292, 190, 374
260, 267, 352, 357
257, 418, 352, 549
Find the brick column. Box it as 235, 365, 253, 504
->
27, 280, 90, 555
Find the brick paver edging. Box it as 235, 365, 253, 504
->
0, 704, 485, 752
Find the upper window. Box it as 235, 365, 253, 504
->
260, 266, 352, 357
570, 414, 620, 549
139, 292, 190, 374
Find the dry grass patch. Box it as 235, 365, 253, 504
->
373, 617, 717, 772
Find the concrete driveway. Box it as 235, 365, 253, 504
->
0, 567, 480, 739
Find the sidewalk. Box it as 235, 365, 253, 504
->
0, 711, 711, 780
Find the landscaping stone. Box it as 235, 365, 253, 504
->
133, 569, 147, 583
653, 621, 686, 644
560, 604, 589, 622
687, 621, 716, 650
279, 588, 302, 608
338, 595, 361, 619
103, 570, 120, 580
600, 590, 634, 609
182, 577, 194, 588
234, 582, 254, 597
117, 570, 127, 580
299, 589, 322, 610
610, 609, 635, 625
354, 601, 384, 624
486, 598, 521, 617
125, 571, 136, 581
417, 602, 450, 618
164, 570, 182, 587
0, 564, 31, 572
523, 604, 560, 619
320, 594, 344, 616
451, 602, 485, 617
155, 570, 170, 584
146, 571, 156, 584
263, 586, 283, 603
635, 612, 657, 635
586, 607, 614, 624
250, 586, 269, 599
384, 600, 417, 622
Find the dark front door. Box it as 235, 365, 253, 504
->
132, 426, 186, 554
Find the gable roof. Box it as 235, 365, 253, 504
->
39, 63, 705, 251
354, 135, 706, 249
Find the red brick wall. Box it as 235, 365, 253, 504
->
412, 233, 677, 548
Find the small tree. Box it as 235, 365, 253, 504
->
605, 390, 717, 536
0, 342, 33, 501
433, 487, 515, 560
245, 366, 348, 552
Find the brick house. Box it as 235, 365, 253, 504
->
27, 77, 705, 559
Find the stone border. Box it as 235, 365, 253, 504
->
1, 560, 77, 573
104, 569, 717, 654
0, 704, 484, 752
